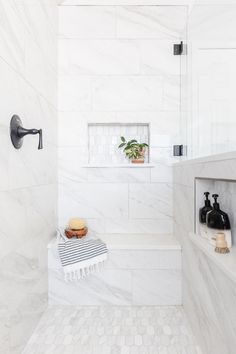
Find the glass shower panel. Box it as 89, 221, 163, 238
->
184, 3, 236, 159
191, 47, 236, 157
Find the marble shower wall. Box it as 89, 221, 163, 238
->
173, 154, 236, 354
0, 1, 58, 353
58, 3, 187, 234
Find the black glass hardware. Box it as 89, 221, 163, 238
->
206, 194, 231, 230
199, 192, 212, 224
10, 115, 43, 150
173, 145, 187, 156
173, 41, 187, 56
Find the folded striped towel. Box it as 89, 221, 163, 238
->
57, 229, 108, 281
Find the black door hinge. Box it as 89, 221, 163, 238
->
173, 145, 187, 156
173, 41, 187, 55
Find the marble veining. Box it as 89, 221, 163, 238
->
58, 3, 185, 235
0, 1, 57, 353
48, 234, 182, 306
174, 154, 236, 354
22, 305, 202, 354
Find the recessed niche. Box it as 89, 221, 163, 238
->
195, 177, 236, 246
88, 123, 150, 165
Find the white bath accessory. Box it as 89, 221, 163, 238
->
215, 232, 230, 254
57, 229, 108, 281
206, 194, 232, 248
207, 228, 232, 248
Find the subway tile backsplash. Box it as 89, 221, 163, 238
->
88, 123, 149, 164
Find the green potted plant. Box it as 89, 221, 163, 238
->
118, 136, 149, 164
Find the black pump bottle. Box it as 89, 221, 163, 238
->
199, 192, 212, 224
206, 194, 231, 230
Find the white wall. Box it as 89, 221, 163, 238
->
183, 3, 236, 158
0, 1, 58, 352
58, 4, 187, 235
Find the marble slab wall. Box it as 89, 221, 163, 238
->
0, 1, 58, 353
58, 4, 187, 233
173, 154, 236, 354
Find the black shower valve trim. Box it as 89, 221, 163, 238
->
10, 115, 43, 150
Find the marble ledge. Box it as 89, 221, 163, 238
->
83, 164, 155, 168
190, 233, 236, 285
173, 150, 236, 167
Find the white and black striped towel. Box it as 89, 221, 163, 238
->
57, 229, 108, 281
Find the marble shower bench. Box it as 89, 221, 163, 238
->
48, 234, 182, 306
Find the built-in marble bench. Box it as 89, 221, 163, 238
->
48, 234, 182, 306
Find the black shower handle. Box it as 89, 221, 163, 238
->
17, 126, 43, 150
10, 115, 43, 150
38, 129, 43, 150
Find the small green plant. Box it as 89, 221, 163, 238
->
118, 136, 149, 161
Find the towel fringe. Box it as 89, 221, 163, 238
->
64, 259, 106, 281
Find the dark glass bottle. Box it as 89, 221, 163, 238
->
206, 194, 231, 230
199, 192, 212, 224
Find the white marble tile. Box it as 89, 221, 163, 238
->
87, 167, 151, 183
0, 1, 57, 353
58, 75, 92, 111
150, 134, 172, 148
15, 0, 57, 70
23, 305, 201, 354
105, 249, 181, 270
59, 180, 129, 219
162, 75, 180, 112
117, 6, 186, 39
60, 39, 140, 75
151, 163, 173, 183
189, 4, 236, 41
150, 147, 175, 162
92, 76, 163, 112
59, 5, 117, 38
0, 190, 28, 259
0, 0, 26, 74
59, 38, 181, 76
49, 269, 132, 305
129, 183, 173, 219
58, 147, 89, 181
135, 39, 180, 76
104, 218, 173, 234
25, 36, 57, 106
133, 270, 182, 305
58, 39, 70, 75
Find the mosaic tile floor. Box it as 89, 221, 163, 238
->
22, 306, 202, 354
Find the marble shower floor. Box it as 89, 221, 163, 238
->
22, 306, 202, 354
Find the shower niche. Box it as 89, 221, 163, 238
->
195, 177, 236, 247
191, 177, 236, 285
87, 123, 150, 166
